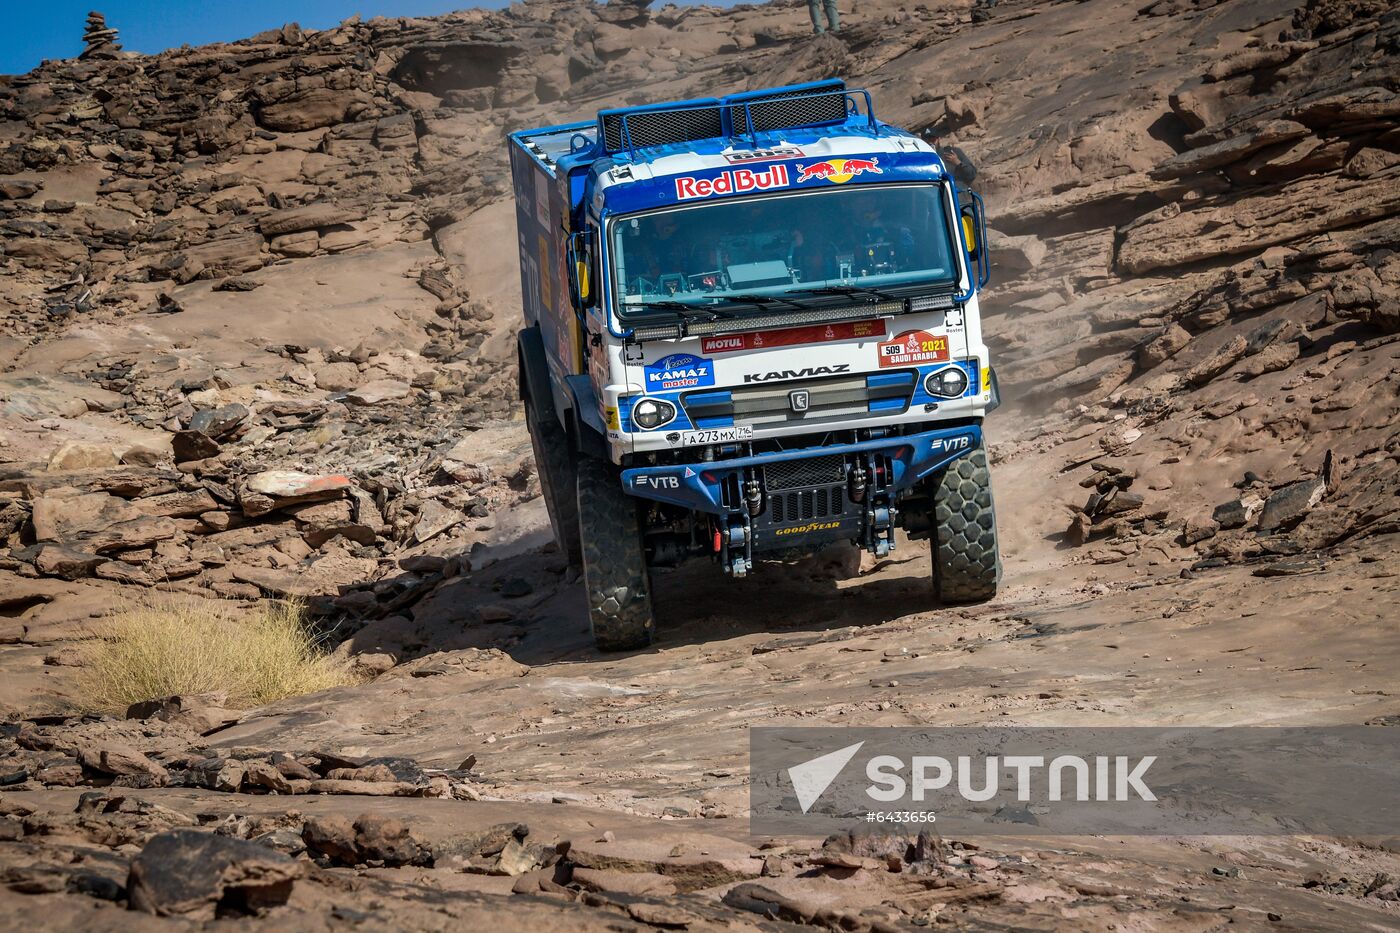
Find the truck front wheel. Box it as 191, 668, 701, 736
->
577, 456, 655, 651
929, 446, 1001, 603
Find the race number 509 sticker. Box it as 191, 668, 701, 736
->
878, 330, 949, 368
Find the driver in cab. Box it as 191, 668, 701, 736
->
636, 214, 695, 290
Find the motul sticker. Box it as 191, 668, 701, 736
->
878, 330, 949, 368
675, 165, 790, 201
702, 320, 884, 355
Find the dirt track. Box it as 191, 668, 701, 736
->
3, 0, 1400, 926
6, 503, 1400, 928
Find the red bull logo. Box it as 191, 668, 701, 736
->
794, 157, 883, 184
674, 164, 790, 201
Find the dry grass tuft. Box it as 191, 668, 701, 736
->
76, 598, 355, 714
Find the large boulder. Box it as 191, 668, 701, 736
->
188, 403, 250, 439
245, 470, 351, 501
78, 745, 169, 784
1258, 476, 1326, 533
258, 203, 367, 237
46, 442, 119, 472
301, 814, 432, 867
128, 830, 302, 918
30, 544, 105, 580
126, 693, 243, 734
31, 492, 138, 541
256, 88, 373, 132
344, 379, 411, 405
1138, 323, 1192, 370
0, 179, 41, 199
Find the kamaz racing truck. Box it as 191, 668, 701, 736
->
509, 79, 1000, 650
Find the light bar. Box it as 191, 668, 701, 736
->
688, 300, 905, 335
632, 322, 685, 341
909, 294, 956, 312
629, 299, 915, 343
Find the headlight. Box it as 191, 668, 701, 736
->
924, 367, 969, 399
630, 398, 676, 430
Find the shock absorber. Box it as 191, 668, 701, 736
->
848, 460, 868, 504
861, 453, 897, 557
744, 474, 763, 517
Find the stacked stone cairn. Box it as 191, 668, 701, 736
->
79, 11, 122, 60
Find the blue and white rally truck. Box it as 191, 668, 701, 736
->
509, 79, 1000, 650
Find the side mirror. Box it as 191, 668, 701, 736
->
575, 259, 591, 303
960, 207, 980, 259
566, 231, 594, 313
961, 191, 990, 290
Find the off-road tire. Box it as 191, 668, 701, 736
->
527, 406, 582, 567
930, 446, 1001, 603
577, 456, 654, 651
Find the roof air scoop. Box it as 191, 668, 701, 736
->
722, 79, 848, 135
599, 98, 725, 154
596, 79, 853, 157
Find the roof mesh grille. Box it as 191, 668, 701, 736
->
601, 105, 725, 153
597, 82, 859, 156
725, 87, 848, 135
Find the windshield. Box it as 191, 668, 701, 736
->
609, 184, 959, 319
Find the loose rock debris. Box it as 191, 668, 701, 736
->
2, 0, 1400, 928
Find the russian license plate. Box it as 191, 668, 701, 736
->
681, 427, 753, 446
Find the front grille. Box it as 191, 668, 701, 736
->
732, 375, 868, 427
770, 486, 846, 523
765, 455, 845, 490
683, 371, 914, 430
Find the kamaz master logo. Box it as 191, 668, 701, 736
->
646, 353, 715, 390
743, 365, 850, 384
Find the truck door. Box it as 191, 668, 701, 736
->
950, 185, 989, 401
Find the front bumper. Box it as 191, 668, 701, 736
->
620, 423, 982, 514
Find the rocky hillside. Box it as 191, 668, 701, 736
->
962, 0, 1400, 566
1, 0, 1397, 618
1, 0, 1399, 927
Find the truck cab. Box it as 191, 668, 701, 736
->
510, 80, 1000, 650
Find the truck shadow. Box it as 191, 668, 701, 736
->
333, 540, 946, 668
640, 544, 940, 651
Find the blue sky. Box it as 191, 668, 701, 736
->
2, 2, 514, 76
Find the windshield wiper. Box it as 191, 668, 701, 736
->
630, 300, 695, 312
721, 294, 811, 311
800, 284, 903, 303
627, 300, 737, 321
